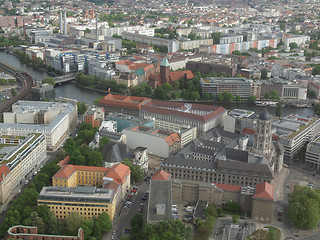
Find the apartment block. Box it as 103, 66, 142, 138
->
305, 137, 320, 170
140, 100, 227, 134
0, 101, 77, 150
0, 133, 46, 204
84, 106, 105, 128
273, 115, 320, 160
200, 77, 252, 100
122, 125, 181, 158
41, 163, 131, 221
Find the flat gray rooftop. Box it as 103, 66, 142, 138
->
147, 180, 172, 223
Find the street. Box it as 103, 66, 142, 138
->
103, 179, 151, 240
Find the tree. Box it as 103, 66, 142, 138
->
275, 101, 282, 118
42, 77, 55, 86
99, 136, 110, 151
232, 215, 240, 224
11, 88, 16, 97
289, 42, 299, 50
77, 102, 87, 115
264, 92, 270, 99
288, 186, 320, 229
225, 201, 240, 213
81, 219, 94, 240
223, 91, 234, 102
174, 81, 180, 90
308, 90, 316, 99
188, 32, 197, 40
66, 212, 82, 235
235, 96, 241, 102
154, 87, 168, 100
261, 69, 268, 80
121, 158, 144, 182
217, 93, 224, 101
96, 212, 112, 232
248, 95, 256, 103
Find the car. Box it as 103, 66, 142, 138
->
18, 190, 21, 194
140, 203, 145, 206
126, 201, 132, 205
134, 192, 138, 196
128, 195, 134, 198
33, 171, 38, 176
277, 210, 283, 215
172, 204, 177, 208
3, 206, 6, 211
278, 218, 282, 221
25, 180, 29, 185
141, 197, 147, 201
124, 228, 131, 234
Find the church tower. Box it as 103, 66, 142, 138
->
253, 109, 273, 156
160, 58, 170, 84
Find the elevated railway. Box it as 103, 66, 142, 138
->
0, 61, 33, 115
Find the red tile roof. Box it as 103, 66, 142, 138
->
254, 182, 274, 200
58, 156, 70, 167
214, 183, 242, 192
103, 181, 120, 192
141, 99, 226, 123
151, 170, 171, 181
98, 94, 151, 110
53, 165, 110, 179
105, 163, 131, 185
53, 163, 130, 185
0, 164, 10, 183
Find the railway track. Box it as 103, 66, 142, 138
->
0, 61, 33, 115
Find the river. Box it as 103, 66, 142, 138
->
0, 51, 314, 116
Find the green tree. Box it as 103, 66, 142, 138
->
226, 201, 240, 213
174, 81, 180, 90
288, 186, 320, 229
11, 88, 16, 97
313, 64, 320, 75
275, 101, 282, 118
81, 219, 94, 239
77, 102, 88, 115
217, 93, 224, 101
96, 212, 112, 232
154, 87, 168, 100
66, 212, 82, 235
121, 158, 144, 182
99, 136, 110, 151
42, 77, 55, 86
223, 91, 234, 102
188, 32, 197, 40
261, 69, 268, 80
264, 92, 270, 99
211, 32, 221, 44
308, 90, 316, 99
235, 96, 241, 102
289, 42, 299, 50
248, 95, 256, 103
232, 215, 240, 224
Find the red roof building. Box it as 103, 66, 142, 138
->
253, 182, 274, 200
0, 165, 10, 183
151, 170, 171, 181
98, 94, 151, 116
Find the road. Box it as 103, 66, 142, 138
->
272, 161, 320, 240
103, 178, 151, 240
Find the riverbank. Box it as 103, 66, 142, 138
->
73, 82, 109, 94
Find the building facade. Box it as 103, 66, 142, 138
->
200, 77, 252, 100
0, 101, 77, 150
0, 134, 46, 204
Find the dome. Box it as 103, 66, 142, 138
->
259, 110, 270, 121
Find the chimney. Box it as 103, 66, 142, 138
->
63, 10, 67, 34
59, 10, 63, 34
96, 14, 98, 42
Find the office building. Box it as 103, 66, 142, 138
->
0, 101, 77, 150
0, 133, 46, 204
98, 94, 151, 116
273, 115, 320, 160
140, 100, 227, 134
161, 128, 274, 188
31, 84, 55, 101
200, 77, 252, 100
122, 125, 181, 158
84, 106, 105, 128
305, 137, 320, 170
224, 109, 256, 133
40, 163, 130, 220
